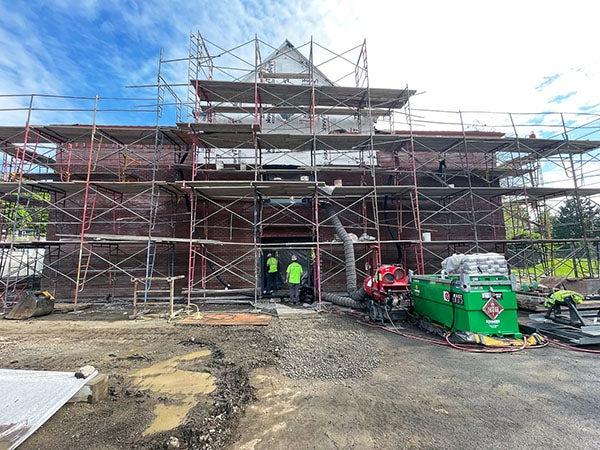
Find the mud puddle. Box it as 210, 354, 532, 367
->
130, 349, 216, 435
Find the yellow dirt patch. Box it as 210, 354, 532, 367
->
130, 349, 216, 435
144, 403, 195, 435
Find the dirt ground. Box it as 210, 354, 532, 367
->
1, 306, 600, 449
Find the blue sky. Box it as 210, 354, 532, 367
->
0, 0, 598, 136
0, 1, 324, 99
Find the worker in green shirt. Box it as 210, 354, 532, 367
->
286, 255, 304, 304
265, 253, 279, 294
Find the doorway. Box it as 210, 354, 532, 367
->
260, 235, 314, 302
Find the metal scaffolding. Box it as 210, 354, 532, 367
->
1, 34, 600, 310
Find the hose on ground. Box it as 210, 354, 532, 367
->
321, 292, 364, 309
325, 306, 548, 353
548, 339, 600, 354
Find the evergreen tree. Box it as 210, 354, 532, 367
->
552, 197, 600, 239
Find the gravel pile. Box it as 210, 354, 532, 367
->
270, 317, 380, 380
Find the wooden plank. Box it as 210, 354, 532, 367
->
53, 303, 91, 313
180, 313, 272, 326
517, 293, 545, 312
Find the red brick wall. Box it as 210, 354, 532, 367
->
44, 142, 505, 299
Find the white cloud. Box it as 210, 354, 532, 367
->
0, 0, 598, 127
293, 0, 599, 130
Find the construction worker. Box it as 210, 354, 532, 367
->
265, 252, 279, 294
544, 289, 585, 324
286, 255, 304, 304
545, 289, 584, 308
437, 155, 447, 180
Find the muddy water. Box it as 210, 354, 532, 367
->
130, 349, 216, 435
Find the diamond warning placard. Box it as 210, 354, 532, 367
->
482, 298, 503, 320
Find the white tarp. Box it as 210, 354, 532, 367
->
0, 368, 97, 449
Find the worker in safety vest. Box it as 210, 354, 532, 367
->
286, 255, 304, 304
265, 253, 279, 294
545, 289, 584, 309
544, 289, 584, 321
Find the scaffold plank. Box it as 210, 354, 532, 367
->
191, 79, 414, 109
0, 125, 192, 146
1, 180, 597, 200
177, 122, 260, 133
2, 125, 597, 157
416, 186, 600, 199
172, 163, 530, 178
0, 181, 182, 195
208, 105, 391, 116
184, 131, 600, 155
56, 233, 226, 245
180, 180, 324, 197
177, 180, 600, 200
0, 143, 55, 167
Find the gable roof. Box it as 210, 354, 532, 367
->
248, 40, 334, 86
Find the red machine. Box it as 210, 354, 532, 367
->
363, 254, 411, 322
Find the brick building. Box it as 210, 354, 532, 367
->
2, 36, 599, 305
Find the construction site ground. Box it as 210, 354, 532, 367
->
1, 306, 599, 449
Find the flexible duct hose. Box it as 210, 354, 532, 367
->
322, 204, 366, 307
321, 292, 364, 309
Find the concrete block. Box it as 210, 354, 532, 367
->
69, 373, 109, 404
275, 304, 317, 319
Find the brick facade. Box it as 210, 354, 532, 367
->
46, 136, 505, 299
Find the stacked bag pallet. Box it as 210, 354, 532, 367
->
442, 253, 509, 275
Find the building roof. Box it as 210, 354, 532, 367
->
243, 40, 334, 86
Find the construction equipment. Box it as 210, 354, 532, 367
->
363, 259, 410, 322
411, 273, 522, 338
323, 203, 526, 342
322, 204, 409, 313
410, 254, 522, 339
5, 290, 55, 320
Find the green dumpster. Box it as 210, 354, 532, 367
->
411, 274, 521, 338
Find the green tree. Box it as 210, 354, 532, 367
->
503, 203, 532, 239
552, 196, 600, 239
0, 192, 49, 237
